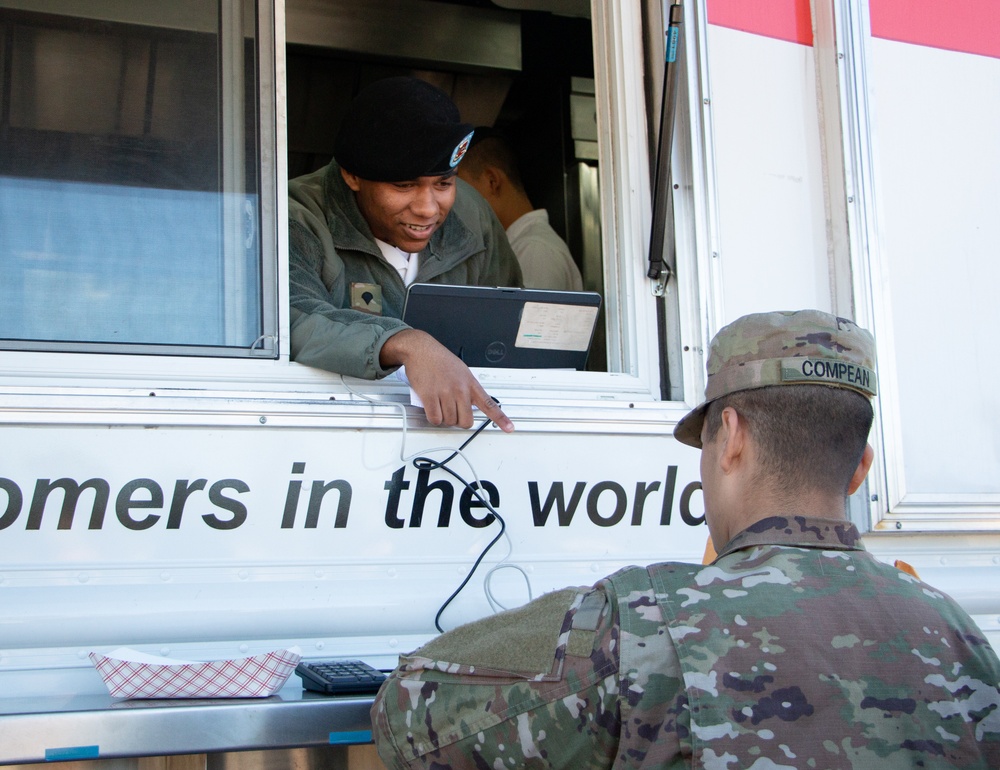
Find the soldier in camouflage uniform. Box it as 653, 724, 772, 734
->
371, 309, 1000, 769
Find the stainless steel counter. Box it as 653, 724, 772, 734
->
0, 685, 376, 765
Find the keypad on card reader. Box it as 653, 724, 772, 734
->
295, 659, 387, 695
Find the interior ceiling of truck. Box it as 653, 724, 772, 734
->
284, 0, 594, 179
446, 0, 590, 17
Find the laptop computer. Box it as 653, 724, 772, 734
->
401, 284, 602, 370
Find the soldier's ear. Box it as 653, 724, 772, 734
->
718, 406, 747, 474
847, 443, 875, 495
483, 166, 503, 194
341, 167, 363, 192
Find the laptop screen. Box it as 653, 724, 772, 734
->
401, 284, 602, 370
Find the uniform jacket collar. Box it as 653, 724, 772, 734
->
715, 515, 864, 562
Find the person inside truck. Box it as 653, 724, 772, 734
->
370, 309, 1000, 769
457, 129, 583, 292
287, 76, 521, 432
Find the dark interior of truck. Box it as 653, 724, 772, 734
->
284, 0, 604, 368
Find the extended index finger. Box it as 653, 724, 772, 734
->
474, 391, 514, 433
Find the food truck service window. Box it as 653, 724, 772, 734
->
279, 1, 701, 405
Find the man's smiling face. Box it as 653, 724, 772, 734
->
341, 168, 457, 253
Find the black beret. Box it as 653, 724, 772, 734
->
334, 77, 475, 182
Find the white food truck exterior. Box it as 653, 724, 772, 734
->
0, 0, 997, 739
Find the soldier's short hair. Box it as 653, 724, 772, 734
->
461, 131, 527, 192
703, 383, 874, 497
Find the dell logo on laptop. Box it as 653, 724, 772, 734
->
485, 341, 507, 363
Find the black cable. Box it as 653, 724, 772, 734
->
410, 404, 508, 633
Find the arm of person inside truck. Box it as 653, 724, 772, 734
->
288, 221, 514, 432
379, 328, 513, 431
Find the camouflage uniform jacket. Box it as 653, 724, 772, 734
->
371, 515, 1000, 769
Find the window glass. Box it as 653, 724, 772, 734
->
866, 34, 1000, 497
0, 2, 264, 354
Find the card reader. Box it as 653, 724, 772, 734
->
295, 659, 387, 695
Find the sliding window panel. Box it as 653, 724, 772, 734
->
0, 0, 274, 357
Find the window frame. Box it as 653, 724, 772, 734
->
816, 0, 1000, 533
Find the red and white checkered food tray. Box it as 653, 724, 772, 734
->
89, 646, 301, 699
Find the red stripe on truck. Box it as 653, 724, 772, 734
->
870, 0, 1000, 60
707, 0, 814, 46
708, 0, 999, 59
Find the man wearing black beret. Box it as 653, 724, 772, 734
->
288, 77, 522, 431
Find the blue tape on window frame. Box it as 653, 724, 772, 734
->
666, 26, 680, 62
328, 730, 372, 745
45, 746, 100, 762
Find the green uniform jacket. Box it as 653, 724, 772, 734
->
371, 516, 1000, 769
288, 161, 522, 379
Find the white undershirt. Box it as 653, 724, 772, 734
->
375, 239, 420, 286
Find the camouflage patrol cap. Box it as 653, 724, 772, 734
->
674, 309, 877, 448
